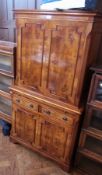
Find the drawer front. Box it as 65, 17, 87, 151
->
13, 94, 38, 112
39, 104, 75, 126
79, 131, 102, 157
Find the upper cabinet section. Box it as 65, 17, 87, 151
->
14, 10, 102, 107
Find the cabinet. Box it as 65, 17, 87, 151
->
17, 20, 88, 106
10, 10, 102, 172
0, 41, 16, 123
11, 91, 79, 170
15, 10, 102, 107
75, 66, 102, 175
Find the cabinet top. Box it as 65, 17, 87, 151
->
13, 9, 102, 17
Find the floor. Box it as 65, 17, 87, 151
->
0, 127, 79, 175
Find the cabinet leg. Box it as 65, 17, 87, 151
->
10, 137, 18, 144
60, 163, 71, 172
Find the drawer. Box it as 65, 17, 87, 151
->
13, 94, 38, 112
39, 104, 75, 126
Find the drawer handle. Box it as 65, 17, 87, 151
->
16, 99, 20, 103
29, 104, 34, 108
63, 117, 68, 121
45, 121, 50, 125
32, 116, 37, 120
44, 110, 51, 115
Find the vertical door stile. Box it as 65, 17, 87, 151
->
41, 28, 52, 92
17, 26, 22, 83
34, 116, 42, 147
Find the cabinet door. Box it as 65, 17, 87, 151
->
42, 22, 90, 105
17, 23, 44, 92
12, 106, 38, 146
17, 18, 91, 105
37, 118, 72, 162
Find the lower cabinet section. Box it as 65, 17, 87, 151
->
11, 100, 79, 171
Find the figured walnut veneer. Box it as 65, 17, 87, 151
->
10, 10, 102, 172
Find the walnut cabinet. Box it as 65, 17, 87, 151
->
15, 10, 102, 107
10, 10, 102, 171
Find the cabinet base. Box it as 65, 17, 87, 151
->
10, 135, 71, 172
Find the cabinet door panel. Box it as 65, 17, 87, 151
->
12, 107, 37, 145
45, 26, 82, 102
18, 18, 91, 105
38, 119, 72, 161
42, 22, 91, 104
19, 23, 44, 91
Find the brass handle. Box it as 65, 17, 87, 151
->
63, 116, 68, 121
44, 110, 51, 115
29, 104, 34, 108
45, 121, 50, 125
32, 116, 37, 120
16, 99, 20, 103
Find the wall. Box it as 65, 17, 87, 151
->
0, 0, 42, 42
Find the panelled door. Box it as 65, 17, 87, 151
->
12, 105, 39, 146
17, 16, 92, 104
36, 117, 73, 162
